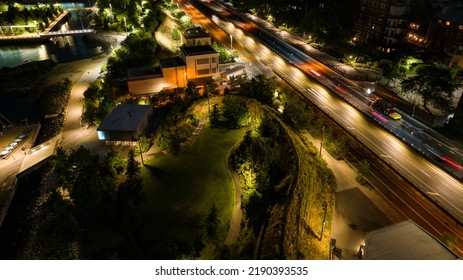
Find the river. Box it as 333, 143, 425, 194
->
0, 2, 104, 68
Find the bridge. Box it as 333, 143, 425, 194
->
0, 29, 95, 42
0, 8, 95, 42
40, 29, 95, 38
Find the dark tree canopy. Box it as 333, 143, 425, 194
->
401, 64, 461, 114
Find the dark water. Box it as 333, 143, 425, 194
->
0, 6, 103, 68
0, 4, 104, 123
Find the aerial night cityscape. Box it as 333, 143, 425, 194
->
1, 0, 463, 263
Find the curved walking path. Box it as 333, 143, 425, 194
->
225, 161, 243, 245
187, 116, 244, 245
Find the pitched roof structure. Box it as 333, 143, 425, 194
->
97, 104, 152, 132
363, 220, 459, 260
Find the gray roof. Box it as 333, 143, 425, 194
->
160, 57, 185, 69
363, 220, 459, 260
127, 66, 162, 80
183, 27, 209, 39
97, 104, 152, 132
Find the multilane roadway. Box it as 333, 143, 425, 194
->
180, 0, 463, 225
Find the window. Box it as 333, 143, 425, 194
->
212, 68, 216, 73
197, 69, 210, 75
197, 58, 209, 65
211, 57, 216, 63
97, 131, 109, 140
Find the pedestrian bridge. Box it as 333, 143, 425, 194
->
17, 135, 60, 178
40, 29, 95, 38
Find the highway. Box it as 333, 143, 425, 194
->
211, 0, 463, 180
179, 0, 463, 229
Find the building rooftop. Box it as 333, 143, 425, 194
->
363, 220, 459, 260
183, 27, 209, 39
97, 104, 152, 132
436, 6, 463, 24
160, 57, 185, 69
181, 45, 217, 56
127, 66, 163, 81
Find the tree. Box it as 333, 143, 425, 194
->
441, 231, 457, 250
117, 149, 144, 227
241, 74, 275, 105
229, 73, 248, 88
52, 146, 118, 222
126, 149, 140, 180
193, 235, 205, 258
401, 64, 458, 114
282, 97, 313, 131
222, 96, 249, 129
377, 59, 401, 86
172, 27, 180, 47
356, 159, 370, 185
204, 78, 219, 118
179, 14, 193, 30
137, 135, 151, 154
101, 8, 114, 29
203, 78, 219, 97
204, 204, 220, 241
210, 103, 221, 128
185, 81, 200, 100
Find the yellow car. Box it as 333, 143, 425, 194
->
389, 112, 402, 120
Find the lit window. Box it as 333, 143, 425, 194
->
97, 131, 108, 140
446, 21, 451, 26
459, 25, 463, 30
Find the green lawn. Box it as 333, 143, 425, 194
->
139, 127, 244, 258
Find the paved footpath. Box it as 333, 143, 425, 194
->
303, 133, 405, 259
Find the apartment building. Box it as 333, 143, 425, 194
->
427, 5, 463, 67
355, 0, 392, 43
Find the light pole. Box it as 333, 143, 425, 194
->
230, 34, 233, 50
319, 125, 325, 156
320, 202, 327, 241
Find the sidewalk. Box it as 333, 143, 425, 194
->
303, 133, 405, 259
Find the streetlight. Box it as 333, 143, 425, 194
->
230, 34, 233, 50
319, 202, 327, 241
